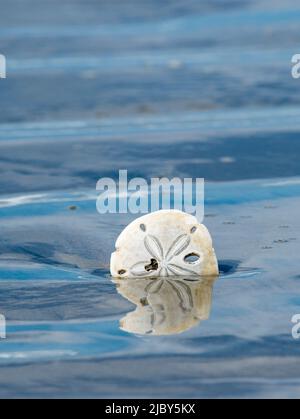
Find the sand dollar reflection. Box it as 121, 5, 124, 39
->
113, 276, 217, 336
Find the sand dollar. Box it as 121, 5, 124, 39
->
110, 210, 219, 278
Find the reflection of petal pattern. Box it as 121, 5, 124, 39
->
114, 275, 217, 336
130, 233, 198, 277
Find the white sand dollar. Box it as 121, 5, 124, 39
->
110, 210, 219, 278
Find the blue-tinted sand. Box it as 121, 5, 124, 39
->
0, 0, 300, 399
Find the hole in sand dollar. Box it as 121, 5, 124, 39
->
145, 258, 159, 272
118, 269, 126, 275
140, 224, 146, 232
184, 253, 200, 264
140, 297, 149, 306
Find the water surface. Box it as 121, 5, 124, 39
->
0, 0, 300, 399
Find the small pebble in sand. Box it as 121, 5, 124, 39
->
168, 59, 184, 70
219, 156, 235, 164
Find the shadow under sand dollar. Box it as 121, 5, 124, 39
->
113, 275, 217, 336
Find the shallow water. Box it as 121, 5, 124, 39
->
0, 0, 300, 399
0, 181, 299, 398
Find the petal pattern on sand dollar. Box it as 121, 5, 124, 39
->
144, 235, 164, 261
166, 234, 191, 261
